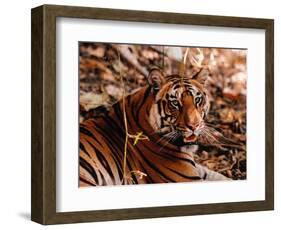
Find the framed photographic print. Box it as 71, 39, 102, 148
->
31, 4, 274, 225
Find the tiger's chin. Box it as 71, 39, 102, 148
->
173, 135, 199, 154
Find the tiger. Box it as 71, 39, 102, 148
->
79, 67, 228, 186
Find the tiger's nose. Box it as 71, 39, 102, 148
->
186, 124, 197, 131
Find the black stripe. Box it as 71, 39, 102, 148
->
136, 87, 152, 122
192, 68, 203, 79
180, 157, 196, 167
157, 101, 164, 128
89, 124, 125, 180
80, 177, 96, 186
173, 84, 182, 89
80, 156, 99, 184
92, 120, 124, 155
136, 147, 176, 182
112, 102, 123, 121
100, 114, 124, 135
92, 144, 116, 182
80, 126, 103, 147
167, 167, 202, 180
86, 121, 137, 184
203, 172, 207, 180
127, 89, 152, 137
79, 142, 90, 157
140, 87, 152, 106
99, 170, 107, 186
141, 140, 197, 168
81, 124, 124, 185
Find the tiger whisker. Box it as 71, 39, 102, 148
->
158, 137, 175, 153
202, 129, 220, 142
156, 131, 177, 144
197, 128, 221, 147
202, 130, 222, 146
199, 126, 244, 149
158, 132, 180, 152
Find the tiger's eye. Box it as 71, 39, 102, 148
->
170, 100, 179, 108
195, 97, 201, 104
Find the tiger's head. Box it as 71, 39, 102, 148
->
147, 68, 210, 146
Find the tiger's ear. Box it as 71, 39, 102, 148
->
192, 68, 209, 85
147, 68, 166, 93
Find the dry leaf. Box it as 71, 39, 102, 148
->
188, 48, 204, 67
80, 92, 110, 111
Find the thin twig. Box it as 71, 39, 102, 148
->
117, 49, 149, 185
117, 50, 129, 184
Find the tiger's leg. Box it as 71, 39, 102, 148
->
181, 145, 230, 181
195, 163, 230, 181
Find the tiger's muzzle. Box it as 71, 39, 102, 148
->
178, 124, 203, 143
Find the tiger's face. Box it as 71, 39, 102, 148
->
148, 68, 210, 146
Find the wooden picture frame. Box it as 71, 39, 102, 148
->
31, 4, 274, 225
